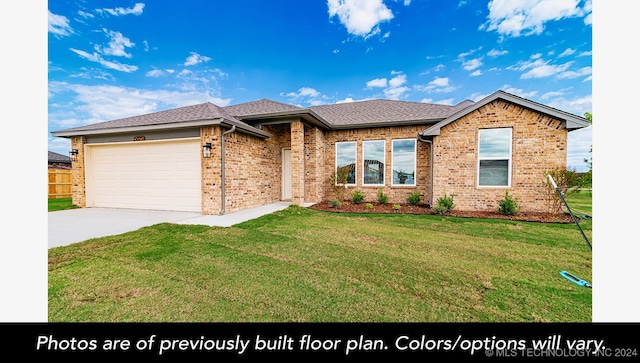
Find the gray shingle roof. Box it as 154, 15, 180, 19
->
48, 151, 71, 163
56, 102, 244, 133
308, 99, 463, 126
223, 99, 303, 117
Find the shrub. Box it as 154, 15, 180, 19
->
365, 203, 373, 209
351, 189, 365, 204
406, 189, 421, 206
329, 199, 342, 208
542, 168, 581, 213
432, 192, 455, 215
329, 169, 350, 201
393, 204, 401, 211
498, 191, 520, 215
377, 187, 389, 205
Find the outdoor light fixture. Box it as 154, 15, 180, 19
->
69, 149, 78, 162
202, 142, 212, 158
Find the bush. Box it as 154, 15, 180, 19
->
498, 191, 520, 215
393, 204, 401, 211
329, 199, 342, 208
351, 189, 365, 204
365, 203, 373, 209
432, 192, 455, 215
377, 187, 389, 205
542, 168, 581, 213
406, 189, 421, 206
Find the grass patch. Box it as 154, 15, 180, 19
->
49, 205, 592, 322
565, 190, 592, 216
48, 198, 77, 212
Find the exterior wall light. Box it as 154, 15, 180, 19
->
202, 142, 212, 158
69, 149, 79, 162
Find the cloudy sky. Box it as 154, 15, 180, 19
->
48, 0, 593, 171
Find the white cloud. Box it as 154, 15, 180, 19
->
509, 55, 573, 79
415, 76, 455, 94
145, 69, 165, 77
481, 0, 590, 37
578, 50, 592, 57
97, 3, 145, 17
327, 0, 394, 38
559, 48, 576, 57
500, 85, 538, 99
70, 48, 138, 73
366, 78, 388, 88
462, 58, 483, 71
388, 74, 406, 88
336, 97, 355, 104
184, 52, 212, 66
96, 29, 135, 58
471, 70, 482, 76
432, 98, 455, 106
77, 10, 94, 19
286, 87, 321, 99
487, 49, 508, 57
282, 87, 328, 106
557, 66, 592, 79
48, 11, 73, 37
430, 77, 450, 87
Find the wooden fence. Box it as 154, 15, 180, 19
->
48, 169, 72, 199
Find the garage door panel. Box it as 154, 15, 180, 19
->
88, 139, 201, 212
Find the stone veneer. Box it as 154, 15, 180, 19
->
322, 125, 432, 205
431, 99, 567, 213
70, 135, 87, 208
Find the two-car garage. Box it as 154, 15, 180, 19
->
84, 138, 201, 212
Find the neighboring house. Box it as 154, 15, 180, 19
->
50, 90, 590, 215
48, 151, 72, 170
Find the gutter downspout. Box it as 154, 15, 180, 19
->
220, 125, 236, 215
417, 135, 434, 207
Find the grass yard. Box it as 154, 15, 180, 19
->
565, 190, 593, 216
48, 204, 592, 322
48, 198, 77, 212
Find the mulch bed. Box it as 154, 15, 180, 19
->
308, 201, 575, 223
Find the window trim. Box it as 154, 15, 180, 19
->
335, 141, 357, 186
477, 127, 512, 188
391, 138, 417, 187
362, 140, 386, 186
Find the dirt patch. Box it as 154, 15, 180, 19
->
308, 201, 575, 223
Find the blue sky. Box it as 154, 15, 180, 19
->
48, 0, 593, 171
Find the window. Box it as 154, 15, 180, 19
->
478, 128, 512, 187
335, 141, 356, 185
363, 140, 385, 185
391, 139, 416, 186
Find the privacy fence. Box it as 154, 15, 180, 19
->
48, 169, 72, 199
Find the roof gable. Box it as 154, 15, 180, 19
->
419, 90, 590, 137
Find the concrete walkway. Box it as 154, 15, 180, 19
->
48, 202, 293, 248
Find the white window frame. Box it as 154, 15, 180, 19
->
391, 138, 417, 187
335, 141, 357, 186
362, 140, 385, 186
477, 127, 512, 188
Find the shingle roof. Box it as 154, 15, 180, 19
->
48, 151, 71, 163
223, 99, 303, 117
57, 102, 244, 133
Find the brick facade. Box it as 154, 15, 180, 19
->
70, 136, 87, 208
322, 126, 432, 205
432, 99, 567, 213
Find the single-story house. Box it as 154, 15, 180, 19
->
48, 151, 72, 169
50, 90, 590, 215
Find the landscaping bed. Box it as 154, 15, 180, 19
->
309, 201, 575, 223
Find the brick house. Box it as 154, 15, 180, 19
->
50, 90, 589, 215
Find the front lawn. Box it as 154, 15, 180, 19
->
48, 205, 592, 322
48, 198, 77, 212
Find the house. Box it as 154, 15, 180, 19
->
48, 151, 72, 170
50, 90, 590, 215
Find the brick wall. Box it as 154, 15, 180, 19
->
432, 99, 567, 213
304, 125, 325, 203
322, 126, 432, 205
70, 136, 86, 208
200, 126, 222, 214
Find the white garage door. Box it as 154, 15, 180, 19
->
86, 138, 201, 212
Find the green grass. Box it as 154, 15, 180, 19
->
48, 198, 77, 212
564, 190, 592, 216
49, 205, 592, 322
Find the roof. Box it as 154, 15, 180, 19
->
420, 90, 590, 137
48, 151, 71, 163
223, 99, 303, 117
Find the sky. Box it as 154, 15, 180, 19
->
48, 0, 593, 172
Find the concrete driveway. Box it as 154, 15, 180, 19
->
48, 202, 292, 248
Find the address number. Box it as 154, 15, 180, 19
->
133, 136, 145, 141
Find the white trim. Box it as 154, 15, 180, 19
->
391, 138, 417, 187
335, 141, 357, 186
362, 140, 385, 186
282, 148, 292, 200
477, 127, 512, 188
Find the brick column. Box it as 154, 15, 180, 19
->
201, 126, 222, 215
291, 120, 305, 206
71, 136, 86, 208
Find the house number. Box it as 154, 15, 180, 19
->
133, 136, 145, 141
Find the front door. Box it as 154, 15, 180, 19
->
282, 148, 292, 200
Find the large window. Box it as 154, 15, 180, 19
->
335, 141, 356, 185
363, 140, 385, 185
478, 128, 512, 187
391, 139, 416, 186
